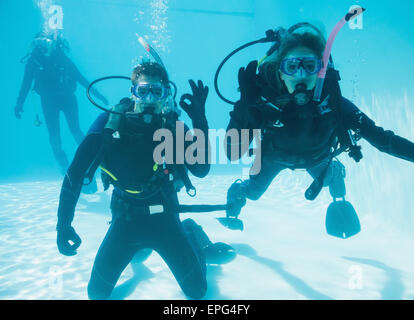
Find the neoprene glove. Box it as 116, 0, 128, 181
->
238, 60, 261, 105
105, 98, 134, 132
179, 80, 209, 124
230, 60, 262, 128
14, 105, 23, 119
57, 225, 82, 256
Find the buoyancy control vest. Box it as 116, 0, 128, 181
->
84, 102, 196, 199
256, 64, 362, 168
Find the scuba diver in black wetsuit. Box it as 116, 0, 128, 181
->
221, 20, 414, 238
56, 61, 234, 300
14, 31, 108, 177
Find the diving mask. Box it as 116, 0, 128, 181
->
131, 82, 170, 101
280, 57, 322, 76
34, 37, 54, 56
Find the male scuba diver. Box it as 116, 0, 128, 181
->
14, 31, 108, 180
223, 21, 414, 238
56, 61, 234, 300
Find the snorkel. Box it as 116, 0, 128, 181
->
132, 36, 178, 122
214, 8, 365, 106
213, 23, 324, 106
313, 7, 365, 102
138, 36, 167, 70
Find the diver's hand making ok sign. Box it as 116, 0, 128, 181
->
179, 80, 209, 124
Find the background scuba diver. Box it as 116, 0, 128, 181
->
225, 24, 414, 238
56, 61, 234, 299
14, 31, 108, 176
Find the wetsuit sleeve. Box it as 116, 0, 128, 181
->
341, 96, 414, 162
15, 60, 36, 108
87, 112, 110, 135
183, 119, 210, 178
65, 57, 89, 88
57, 118, 106, 228
225, 100, 262, 161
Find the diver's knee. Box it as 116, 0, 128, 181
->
183, 279, 207, 300
246, 190, 263, 201
182, 218, 199, 231
182, 219, 212, 255
87, 269, 114, 300
87, 281, 112, 300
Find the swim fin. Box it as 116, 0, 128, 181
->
217, 217, 244, 231
204, 242, 237, 265
325, 200, 360, 239
182, 218, 237, 264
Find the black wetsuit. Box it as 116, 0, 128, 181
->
16, 50, 90, 170
227, 95, 414, 201
57, 101, 210, 299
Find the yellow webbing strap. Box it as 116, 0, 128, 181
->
257, 55, 268, 67
99, 165, 142, 194
99, 165, 118, 181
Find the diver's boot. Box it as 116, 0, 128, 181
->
182, 219, 236, 265
326, 160, 360, 238
217, 179, 247, 231
203, 242, 237, 265
226, 179, 247, 217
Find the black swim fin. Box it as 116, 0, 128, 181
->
325, 200, 361, 239
217, 217, 244, 231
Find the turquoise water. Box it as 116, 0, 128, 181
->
1, 0, 414, 300
1, 0, 414, 179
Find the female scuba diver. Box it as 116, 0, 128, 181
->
14, 31, 108, 178
224, 23, 414, 238
56, 61, 234, 300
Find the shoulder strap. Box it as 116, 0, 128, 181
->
324, 67, 363, 162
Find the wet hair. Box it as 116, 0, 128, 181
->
31, 31, 70, 54
259, 30, 326, 95
131, 61, 169, 85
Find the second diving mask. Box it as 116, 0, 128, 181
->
34, 37, 54, 56
131, 82, 170, 101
